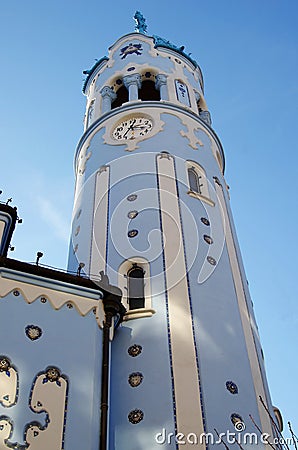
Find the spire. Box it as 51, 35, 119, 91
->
134, 11, 147, 34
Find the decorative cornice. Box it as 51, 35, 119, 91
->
82, 57, 109, 94
153, 35, 199, 68
0, 267, 105, 327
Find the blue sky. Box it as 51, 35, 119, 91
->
1, 0, 298, 437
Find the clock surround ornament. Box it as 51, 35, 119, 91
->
102, 107, 165, 151
112, 116, 153, 141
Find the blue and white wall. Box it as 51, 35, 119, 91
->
0, 267, 104, 450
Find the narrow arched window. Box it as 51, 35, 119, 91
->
111, 85, 129, 109
127, 265, 145, 310
186, 161, 214, 205
139, 80, 160, 101
86, 99, 95, 128
188, 167, 202, 194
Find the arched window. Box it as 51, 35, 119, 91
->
127, 265, 145, 310
186, 161, 214, 206
139, 80, 160, 101
188, 166, 202, 194
118, 258, 155, 319
86, 99, 95, 128
111, 85, 129, 109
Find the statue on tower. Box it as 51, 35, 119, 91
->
134, 11, 147, 34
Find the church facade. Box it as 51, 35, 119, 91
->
0, 13, 281, 450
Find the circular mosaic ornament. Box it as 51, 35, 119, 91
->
45, 367, 61, 383
127, 194, 137, 202
231, 413, 245, 431
207, 256, 217, 266
128, 409, 144, 424
128, 230, 138, 238
0, 357, 10, 373
226, 381, 238, 394
201, 217, 210, 226
127, 210, 138, 219
128, 344, 142, 357
25, 325, 42, 341
204, 235, 213, 245
128, 372, 143, 387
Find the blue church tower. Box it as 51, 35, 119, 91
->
0, 12, 283, 450
67, 12, 282, 450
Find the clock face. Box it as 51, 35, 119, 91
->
112, 117, 153, 140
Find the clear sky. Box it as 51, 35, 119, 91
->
1, 0, 297, 438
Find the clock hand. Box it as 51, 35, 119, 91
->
123, 128, 130, 138
123, 119, 136, 137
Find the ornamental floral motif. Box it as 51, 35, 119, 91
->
177, 82, 186, 98
203, 235, 213, 245
231, 413, 245, 431
128, 344, 142, 357
226, 381, 238, 394
127, 194, 137, 202
128, 372, 143, 387
128, 409, 144, 424
127, 210, 138, 219
201, 217, 210, 226
120, 43, 143, 59
128, 230, 138, 238
25, 325, 42, 341
43, 367, 61, 386
0, 357, 10, 375
207, 256, 217, 266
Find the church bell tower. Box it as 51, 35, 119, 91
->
68, 12, 280, 450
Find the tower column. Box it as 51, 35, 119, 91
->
100, 86, 117, 114
155, 74, 168, 100
123, 74, 141, 101
199, 110, 212, 126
